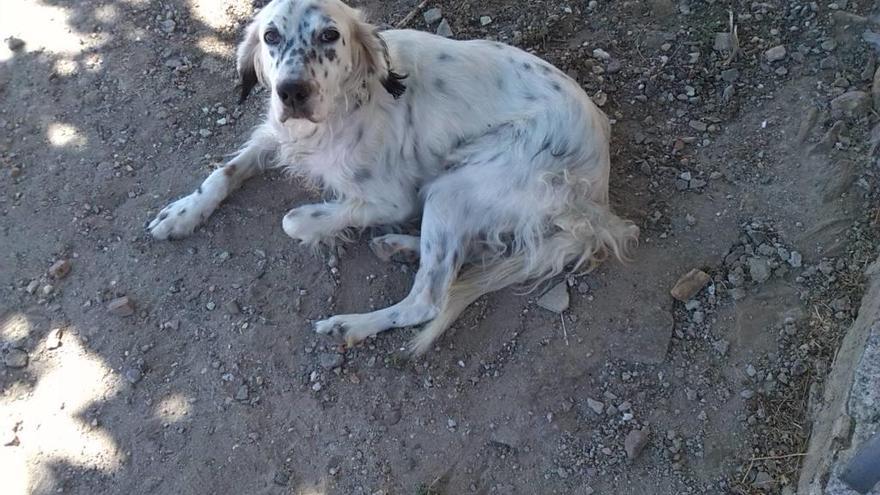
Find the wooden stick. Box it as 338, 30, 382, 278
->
395, 0, 430, 29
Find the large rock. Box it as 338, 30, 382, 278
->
798, 256, 880, 494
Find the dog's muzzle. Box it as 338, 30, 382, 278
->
276, 78, 317, 121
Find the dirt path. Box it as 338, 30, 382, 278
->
1, 1, 878, 494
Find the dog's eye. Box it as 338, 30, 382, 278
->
319, 28, 340, 43
263, 29, 281, 45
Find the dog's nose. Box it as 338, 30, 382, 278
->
276, 79, 313, 107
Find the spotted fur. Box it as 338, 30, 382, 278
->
147, 0, 639, 355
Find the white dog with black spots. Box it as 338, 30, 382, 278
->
148, 0, 639, 354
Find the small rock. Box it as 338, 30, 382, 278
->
720, 68, 739, 82
746, 364, 757, 377
235, 384, 249, 401
160, 19, 176, 33
107, 296, 135, 317
821, 39, 837, 51
48, 259, 71, 279
819, 56, 839, 70
624, 428, 650, 460
26, 280, 39, 294
712, 339, 729, 356
224, 300, 240, 314
765, 45, 787, 63
730, 287, 747, 300
423, 7, 442, 25
479, 16, 492, 26
689, 120, 708, 132
592, 48, 611, 60
670, 269, 711, 302
4, 348, 28, 368
789, 251, 803, 268
586, 398, 605, 415
537, 282, 569, 313
124, 366, 143, 384
41, 284, 54, 296
748, 257, 771, 283
46, 328, 63, 349
740, 389, 755, 399
830, 91, 871, 118
753, 471, 773, 488
318, 352, 344, 370
6, 36, 25, 51
436, 19, 453, 38
199, 128, 212, 138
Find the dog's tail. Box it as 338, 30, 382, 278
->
408, 203, 639, 355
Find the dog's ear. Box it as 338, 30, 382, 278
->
350, 11, 406, 99
236, 20, 265, 104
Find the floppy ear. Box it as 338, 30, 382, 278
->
350, 11, 406, 99
236, 20, 265, 104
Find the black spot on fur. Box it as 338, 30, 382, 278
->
437, 52, 452, 61
326, 48, 336, 61
522, 62, 531, 70
196, 186, 203, 194
495, 77, 504, 90
178, 209, 187, 216
158, 212, 168, 221
434, 78, 448, 93
524, 93, 537, 101
310, 210, 327, 218
539, 64, 552, 75
551, 81, 562, 92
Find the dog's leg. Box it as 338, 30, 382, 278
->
314, 207, 462, 345
148, 126, 276, 240
370, 234, 420, 262
282, 197, 414, 246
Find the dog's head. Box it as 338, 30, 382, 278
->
236, 0, 405, 123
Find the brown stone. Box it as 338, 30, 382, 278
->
107, 296, 135, 317
670, 269, 711, 302
48, 259, 71, 279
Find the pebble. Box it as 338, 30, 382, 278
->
107, 296, 135, 317
819, 56, 839, 70
124, 366, 143, 384
480, 16, 493, 26
42, 284, 54, 296
592, 48, 611, 60
820, 39, 837, 51
6, 36, 25, 51
160, 19, 176, 33
537, 282, 569, 313
46, 328, 63, 349
789, 251, 803, 268
318, 352, 344, 370
748, 257, 771, 283
423, 7, 442, 25
4, 348, 28, 368
26, 280, 39, 294
670, 269, 711, 302
740, 389, 755, 399
720, 68, 739, 82
199, 128, 212, 138
235, 384, 249, 401
224, 300, 240, 314
689, 120, 708, 132
436, 19, 453, 38
586, 398, 605, 415
765, 45, 787, 63
48, 259, 71, 279
746, 364, 757, 377
624, 428, 650, 460
206, 301, 216, 311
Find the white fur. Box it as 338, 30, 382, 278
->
148, 0, 639, 354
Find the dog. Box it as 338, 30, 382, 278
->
147, 0, 639, 354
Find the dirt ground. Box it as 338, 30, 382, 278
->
2, 0, 879, 494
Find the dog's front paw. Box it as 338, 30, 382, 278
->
314, 316, 374, 347
147, 194, 211, 240
282, 205, 337, 246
